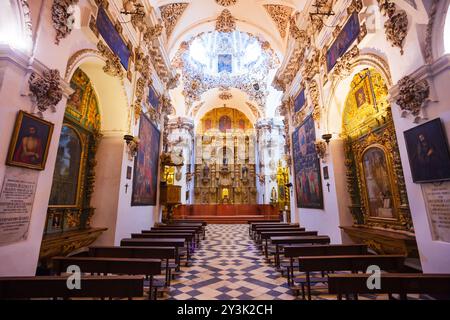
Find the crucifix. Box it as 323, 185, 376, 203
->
125, 183, 129, 194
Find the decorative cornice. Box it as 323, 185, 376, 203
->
216, 9, 236, 33
263, 5, 293, 39
159, 3, 189, 38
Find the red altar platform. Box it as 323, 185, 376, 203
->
173, 204, 280, 224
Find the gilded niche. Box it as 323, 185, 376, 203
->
342, 69, 413, 233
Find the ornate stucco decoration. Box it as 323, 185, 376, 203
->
308, 79, 321, 122
215, 0, 237, 6
219, 90, 232, 100
28, 69, 63, 117
395, 76, 430, 122
246, 102, 264, 119
134, 48, 151, 81
97, 41, 124, 79
302, 49, 321, 81
159, 3, 189, 38
424, 0, 438, 64
52, 0, 79, 45
332, 45, 360, 79
133, 77, 146, 123
377, 0, 409, 55
263, 5, 293, 38
216, 9, 236, 33
167, 73, 180, 90
315, 141, 327, 161
143, 23, 163, 46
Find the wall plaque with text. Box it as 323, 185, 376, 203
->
422, 182, 450, 243
0, 168, 38, 246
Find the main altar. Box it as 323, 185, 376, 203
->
194, 107, 257, 204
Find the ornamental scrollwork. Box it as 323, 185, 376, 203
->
97, 41, 124, 79
216, 9, 236, 33
159, 3, 189, 38
215, 0, 237, 6
377, 0, 409, 55
51, 0, 79, 45
28, 69, 63, 116
395, 76, 430, 122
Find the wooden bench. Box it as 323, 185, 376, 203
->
170, 221, 207, 239
148, 228, 201, 244
296, 255, 406, 300
270, 236, 331, 268
259, 231, 318, 259
131, 233, 194, 263
328, 273, 450, 300
281, 244, 368, 292
0, 276, 144, 300
121, 238, 185, 271
250, 223, 300, 238
52, 257, 162, 300
163, 222, 205, 238
88, 246, 177, 286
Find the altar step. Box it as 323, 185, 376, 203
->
174, 215, 275, 224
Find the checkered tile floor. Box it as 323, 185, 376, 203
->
160, 224, 425, 301
161, 224, 294, 300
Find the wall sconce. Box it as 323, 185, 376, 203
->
322, 133, 333, 145
124, 134, 139, 160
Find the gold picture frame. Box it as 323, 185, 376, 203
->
6, 111, 54, 171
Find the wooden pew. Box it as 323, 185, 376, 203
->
270, 236, 331, 268
52, 257, 162, 300
259, 231, 318, 259
131, 233, 194, 263
164, 222, 206, 240
0, 276, 144, 300
148, 228, 201, 244
250, 223, 300, 238
328, 273, 450, 300
88, 246, 176, 286
253, 227, 308, 250
150, 225, 203, 243
296, 255, 406, 300
283, 244, 368, 291
121, 238, 185, 271
170, 221, 207, 239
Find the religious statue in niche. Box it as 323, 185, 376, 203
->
203, 161, 210, 178
241, 164, 249, 180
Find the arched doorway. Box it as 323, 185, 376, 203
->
340, 68, 418, 257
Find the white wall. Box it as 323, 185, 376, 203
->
0, 48, 69, 276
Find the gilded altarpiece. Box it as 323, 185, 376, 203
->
194, 108, 257, 204
40, 68, 104, 266
342, 69, 416, 255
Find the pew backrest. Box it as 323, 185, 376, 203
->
0, 276, 144, 299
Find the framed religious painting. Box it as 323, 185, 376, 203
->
6, 111, 54, 170
131, 114, 161, 206
292, 116, 324, 209
148, 84, 160, 110
404, 118, 450, 183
